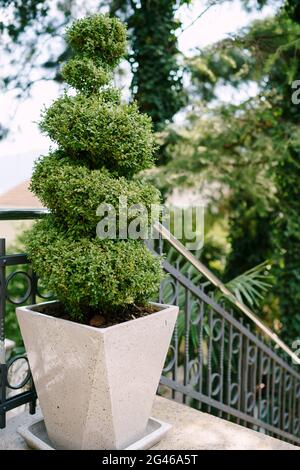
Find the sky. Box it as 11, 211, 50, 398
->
0, 0, 278, 196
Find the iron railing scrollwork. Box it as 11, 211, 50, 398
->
0, 239, 37, 428
155, 234, 300, 446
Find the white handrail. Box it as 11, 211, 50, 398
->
154, 221, 300, 366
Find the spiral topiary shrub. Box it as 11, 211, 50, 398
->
26, 14, 163, 321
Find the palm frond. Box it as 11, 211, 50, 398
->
224, 260, 273, 308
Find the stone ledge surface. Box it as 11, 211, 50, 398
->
152, 397, 299, 450
0, 396, 298, 450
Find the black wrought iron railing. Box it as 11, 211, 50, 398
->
0, 209, 300, 446
154, 226, 300, 446
0, 209, 50, 427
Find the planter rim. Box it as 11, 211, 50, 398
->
17, 300, 177, 334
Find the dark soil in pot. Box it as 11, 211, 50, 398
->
32, 301, 160, 328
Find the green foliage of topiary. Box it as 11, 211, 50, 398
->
27, 218, 162, 320
40, 92, 156, 177
65, 14, 127, 67
26, 14, 163, 321
30, 151, 161, 237
61, 58, 112, 94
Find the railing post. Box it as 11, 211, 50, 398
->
0, 238, 6, 428
28, 267, 38, 413
0, 238, 6, 363
29, 268, 37, 305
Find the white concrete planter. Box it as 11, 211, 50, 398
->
16, 301, 178, 450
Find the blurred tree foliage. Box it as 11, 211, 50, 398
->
152, 2, 300, 343
271, 0, 300, 344
111, 0, 188, 134
201, 9, 300, 343
0, 0, 188, 145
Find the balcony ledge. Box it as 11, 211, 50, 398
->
4, 338, 16, 361
0, 396, 298, 450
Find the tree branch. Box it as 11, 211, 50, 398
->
178, 1, 218, 36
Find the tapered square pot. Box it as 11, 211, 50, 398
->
16, 301, 178, 450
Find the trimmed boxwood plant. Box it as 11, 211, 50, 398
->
26, 14, 163, 321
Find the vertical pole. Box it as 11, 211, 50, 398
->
29, 268, 37, 305
0, 238, 6, 427
0, 238, 6, 364
28, 267, 37, 415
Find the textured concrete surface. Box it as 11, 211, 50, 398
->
152, 397, 299, 450
0, 408, 42, 450
0, 396, 298, 450
4, 339, 15, 361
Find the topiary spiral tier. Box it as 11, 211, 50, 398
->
26, 14, 163, 320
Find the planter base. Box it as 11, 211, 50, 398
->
18, 416, 171, 450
